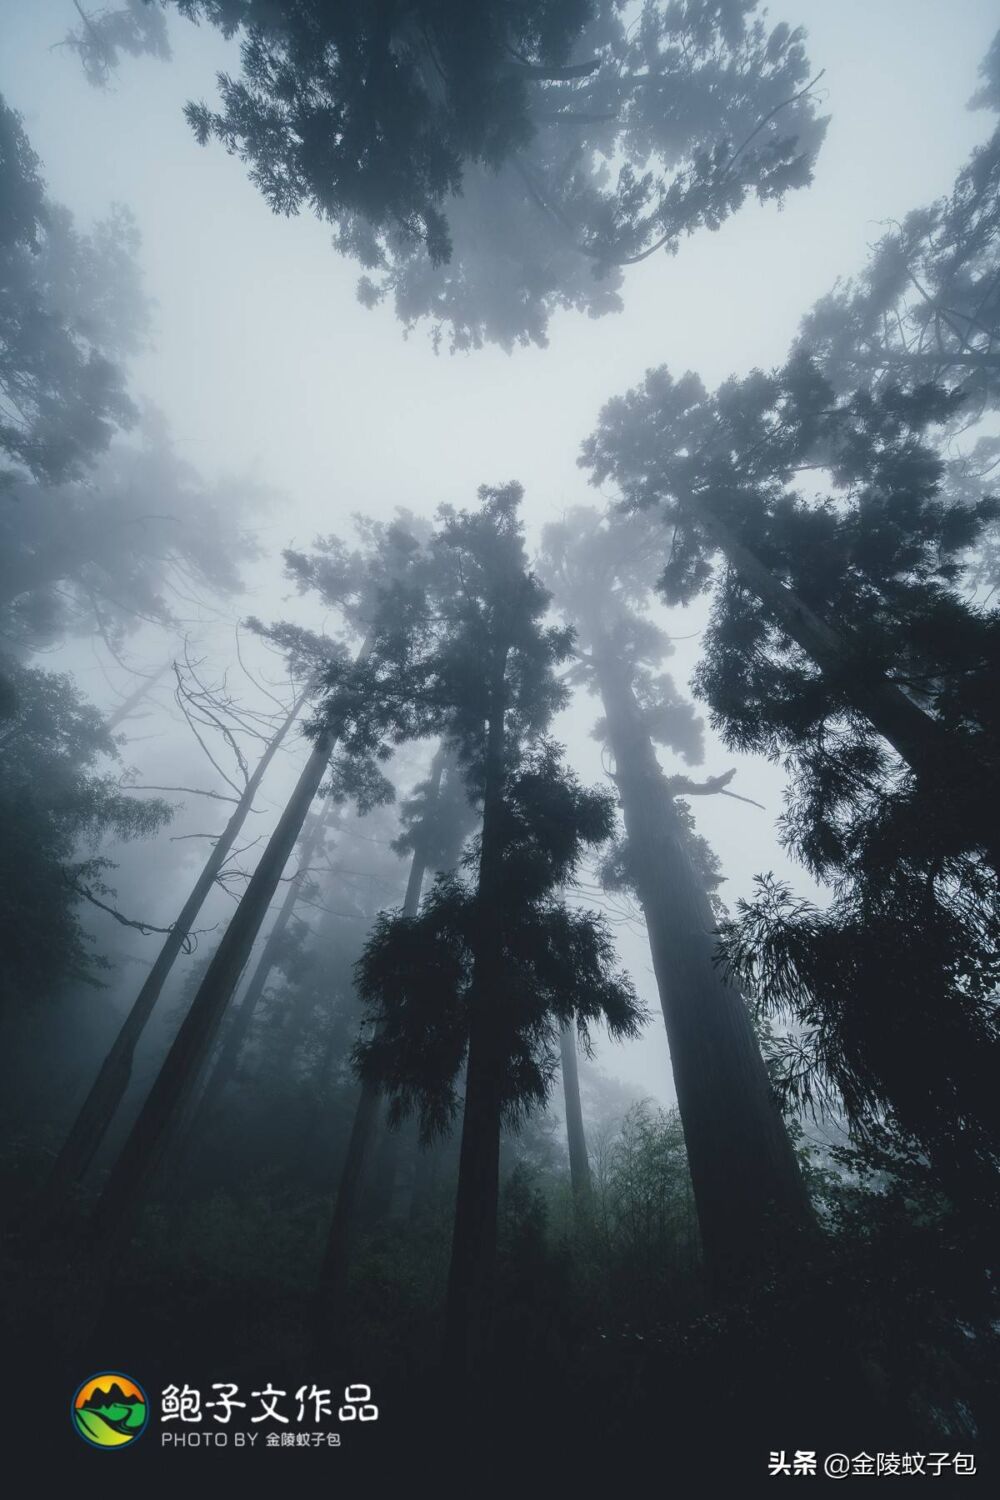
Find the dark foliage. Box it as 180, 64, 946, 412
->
582, 307, 1000, 1196
0, 655, 170, 998
355, 751, 642, 1141
581, 355, 999, 846
721, 865, 1000, 1185
64, 0, 172, 88
797, 31, 1000, 423
0, 96, 141, 486
71, 2, 827, 349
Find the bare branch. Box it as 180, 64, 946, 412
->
120, 781, 244, 805
666, 767, 766, 811
72, 879, 209, 950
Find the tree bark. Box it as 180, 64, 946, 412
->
444, 653, 509, 1373
559, 1022, 593, 1209
88, 638, 374, 1242
27, 683, 310, 1236
592, 646, 813, 1284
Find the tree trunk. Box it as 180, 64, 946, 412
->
315, 745, 447, 1336
593, 648, 813, 1284
361, 1106, 401, 1224
27, 684, 310, 1236
444, 654, 509, 1373
88, 638, 374, 1241
687, 492, 999, 869
559, 1022, 593, 1209
408, 1129, 442, 1221
177, 798, 335, 1141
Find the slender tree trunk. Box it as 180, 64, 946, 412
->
593, 648, 813, 1284
298, 1020, 343, 1171
686, 492, 999, 868
315, 746, 447, 1334
559, 1022, 592, 1209
362, 1101, 400, 1224
27, 684, 310, 1235
178, 799, 335, 1139
89, 638, 374, 1241
408, 1131, 443, 1222
444, 654, 509, 1373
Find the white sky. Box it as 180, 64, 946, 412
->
2, 0, 997, 1107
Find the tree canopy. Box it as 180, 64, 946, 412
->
0, 95, 143, 486
0, 416, 263, 652
0, 655, 170, 1000
68, 0, 827, 349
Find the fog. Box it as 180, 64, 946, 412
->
4, 0, 995, 1107
4, 5, 1000, 1473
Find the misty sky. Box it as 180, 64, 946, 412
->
3, 0, 997, 1108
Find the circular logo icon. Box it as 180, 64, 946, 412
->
72, 1372, 149, 1449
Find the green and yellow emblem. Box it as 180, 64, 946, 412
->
72, 1373, 149, 1448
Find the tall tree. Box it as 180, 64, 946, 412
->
332, 484, 642, 1372
175, 718, 417, 1158
582, 374, 1000, 1191
69, 1, 826, 350
28, 673, 312, 1233
87, 518, 423, 1240
172, 797, 408, 1197
541, 508, 813, 1277
178, 797, 338, 1143
580, 358, 1000, 876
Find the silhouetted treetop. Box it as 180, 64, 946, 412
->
64, 0, 172, 89
797, 27, 1000, 421
69, 1, 827, 348
581, 355, 994, 619
356, 844, 641, 1143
